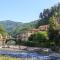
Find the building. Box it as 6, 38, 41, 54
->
17, 25, 49, 41
0, 34, 12, 46
38, 25, 49, 31
17, 31, 32, 41
30, 29, 40, 33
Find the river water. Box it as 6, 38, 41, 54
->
0, 50, 60, 60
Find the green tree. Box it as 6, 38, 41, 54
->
49, 15, 59, 30
37, 3, 60, 28
28, 31, 49, 47
0, 25, 8, 36
49, 15, 60, 51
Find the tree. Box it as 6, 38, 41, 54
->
28, 31, 49, 47
0, 25, 8, 36
39, 12, 43, 19
37, 3, 60, 28
49, 14, 60, 50
49, 16, 58, 30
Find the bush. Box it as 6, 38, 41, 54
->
28, 31, 49, 47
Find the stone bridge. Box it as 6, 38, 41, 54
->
0, 37, 16, 46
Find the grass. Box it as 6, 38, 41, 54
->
0, 55, 32, 60
0, 55, 19, 60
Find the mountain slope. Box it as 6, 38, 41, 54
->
0, 20, 23, 33
0, 20, 38, 35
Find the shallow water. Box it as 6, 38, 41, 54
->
0, 50, 60, 60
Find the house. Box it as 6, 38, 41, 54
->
17, 31, 32, 41
38, 25, 49, 31
30, 29, 40, 33
17, 25, 49, 41
0, 34, 12, 46
16, 29, 40, 41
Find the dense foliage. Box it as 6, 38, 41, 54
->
28, 31, 49, 47
37, 3, 60, 28
0, 25, 8, 36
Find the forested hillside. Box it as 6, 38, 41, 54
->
37, 3, 60, 28
0, 20, 38, 35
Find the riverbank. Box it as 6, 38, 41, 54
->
0, 45, 51, 53
0, 55, 32, 60
0, 55, 20, 60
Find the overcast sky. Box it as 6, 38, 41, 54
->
0, 0, 60, 22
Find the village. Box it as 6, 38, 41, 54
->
0, 24, 50, 52
0, 0, 60, 60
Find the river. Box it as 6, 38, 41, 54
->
0, 50, 60, 60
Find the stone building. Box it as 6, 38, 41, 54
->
38, 25, 49, 31
17, 31, 32, 41
17, 25, 49, 41
0, 34, 12, 46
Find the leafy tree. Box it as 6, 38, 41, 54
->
49, 16, 58, 30
0, 25, 8, 36
37, 3, 60, 28
49, 14, 60, 50
28, 31, 49, 47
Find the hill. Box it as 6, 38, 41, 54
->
0, 20, 38, 35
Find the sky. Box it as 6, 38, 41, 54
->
0, 0, 60, 23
